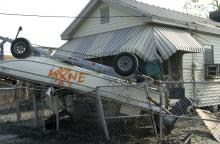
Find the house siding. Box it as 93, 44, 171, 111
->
63, 0, 220, 107
182, 33, 220, 107
194, 33, 220, 63
73, 3, 144, 38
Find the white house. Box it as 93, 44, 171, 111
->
55, 0, 220, 108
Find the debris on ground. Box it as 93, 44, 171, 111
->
196, 109, 220, 143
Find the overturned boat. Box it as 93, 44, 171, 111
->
0, 37, 162, 112
0, 37, 193, 138
0, 56, 162, 110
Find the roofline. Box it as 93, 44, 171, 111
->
102, 0, 151, 17
61, 0, 153, 40
61, 0, 100, 40
61, 0, 220, 40
150, 17, 220, 36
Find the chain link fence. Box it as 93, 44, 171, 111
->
97, 84, 159, 143
0, 82, 46, 130
0, 80, 219, 143
159, 81, 220, 144
95, 81, 220, 143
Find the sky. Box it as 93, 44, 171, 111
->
0, 0, 213, 54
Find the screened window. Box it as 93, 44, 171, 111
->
204, 45, 214, 64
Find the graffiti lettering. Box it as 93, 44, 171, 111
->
78, 72, 87, 84
48, 67, 87, 87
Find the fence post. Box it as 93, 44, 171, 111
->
55, 95, 59, 132
96, 87, 110, 141
144, 82, 158, 138
42, 94, 46, 134
159, 81, 164, 143
33, 92, 37, 127
15, 80, 21, 121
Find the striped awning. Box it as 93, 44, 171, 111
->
54, 25, 203, 61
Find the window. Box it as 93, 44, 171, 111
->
205, 64, 218, 77
203, 45, 220, 79
204, 45, 214, 64
100, 7, 109, 24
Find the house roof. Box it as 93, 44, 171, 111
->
118, 0, 218, 25
61, 0, 220, 40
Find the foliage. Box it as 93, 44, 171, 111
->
212, 0, 220, 11
183, 0, 208, 17
183, 0, 220, 17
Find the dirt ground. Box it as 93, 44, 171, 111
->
0, 103, 219, 143
0, 118, 219, 144
0, 107, 108, 144
0, 123, 108, 144
164, 113, 220, 144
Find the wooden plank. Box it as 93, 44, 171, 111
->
196, 109, 220, 143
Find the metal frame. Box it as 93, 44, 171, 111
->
0, 36, 13, 61
96, 83, 160, 141
96, 87, 110, 140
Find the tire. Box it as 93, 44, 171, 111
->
10, 38, 32, 59
113, 52, 138, 76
